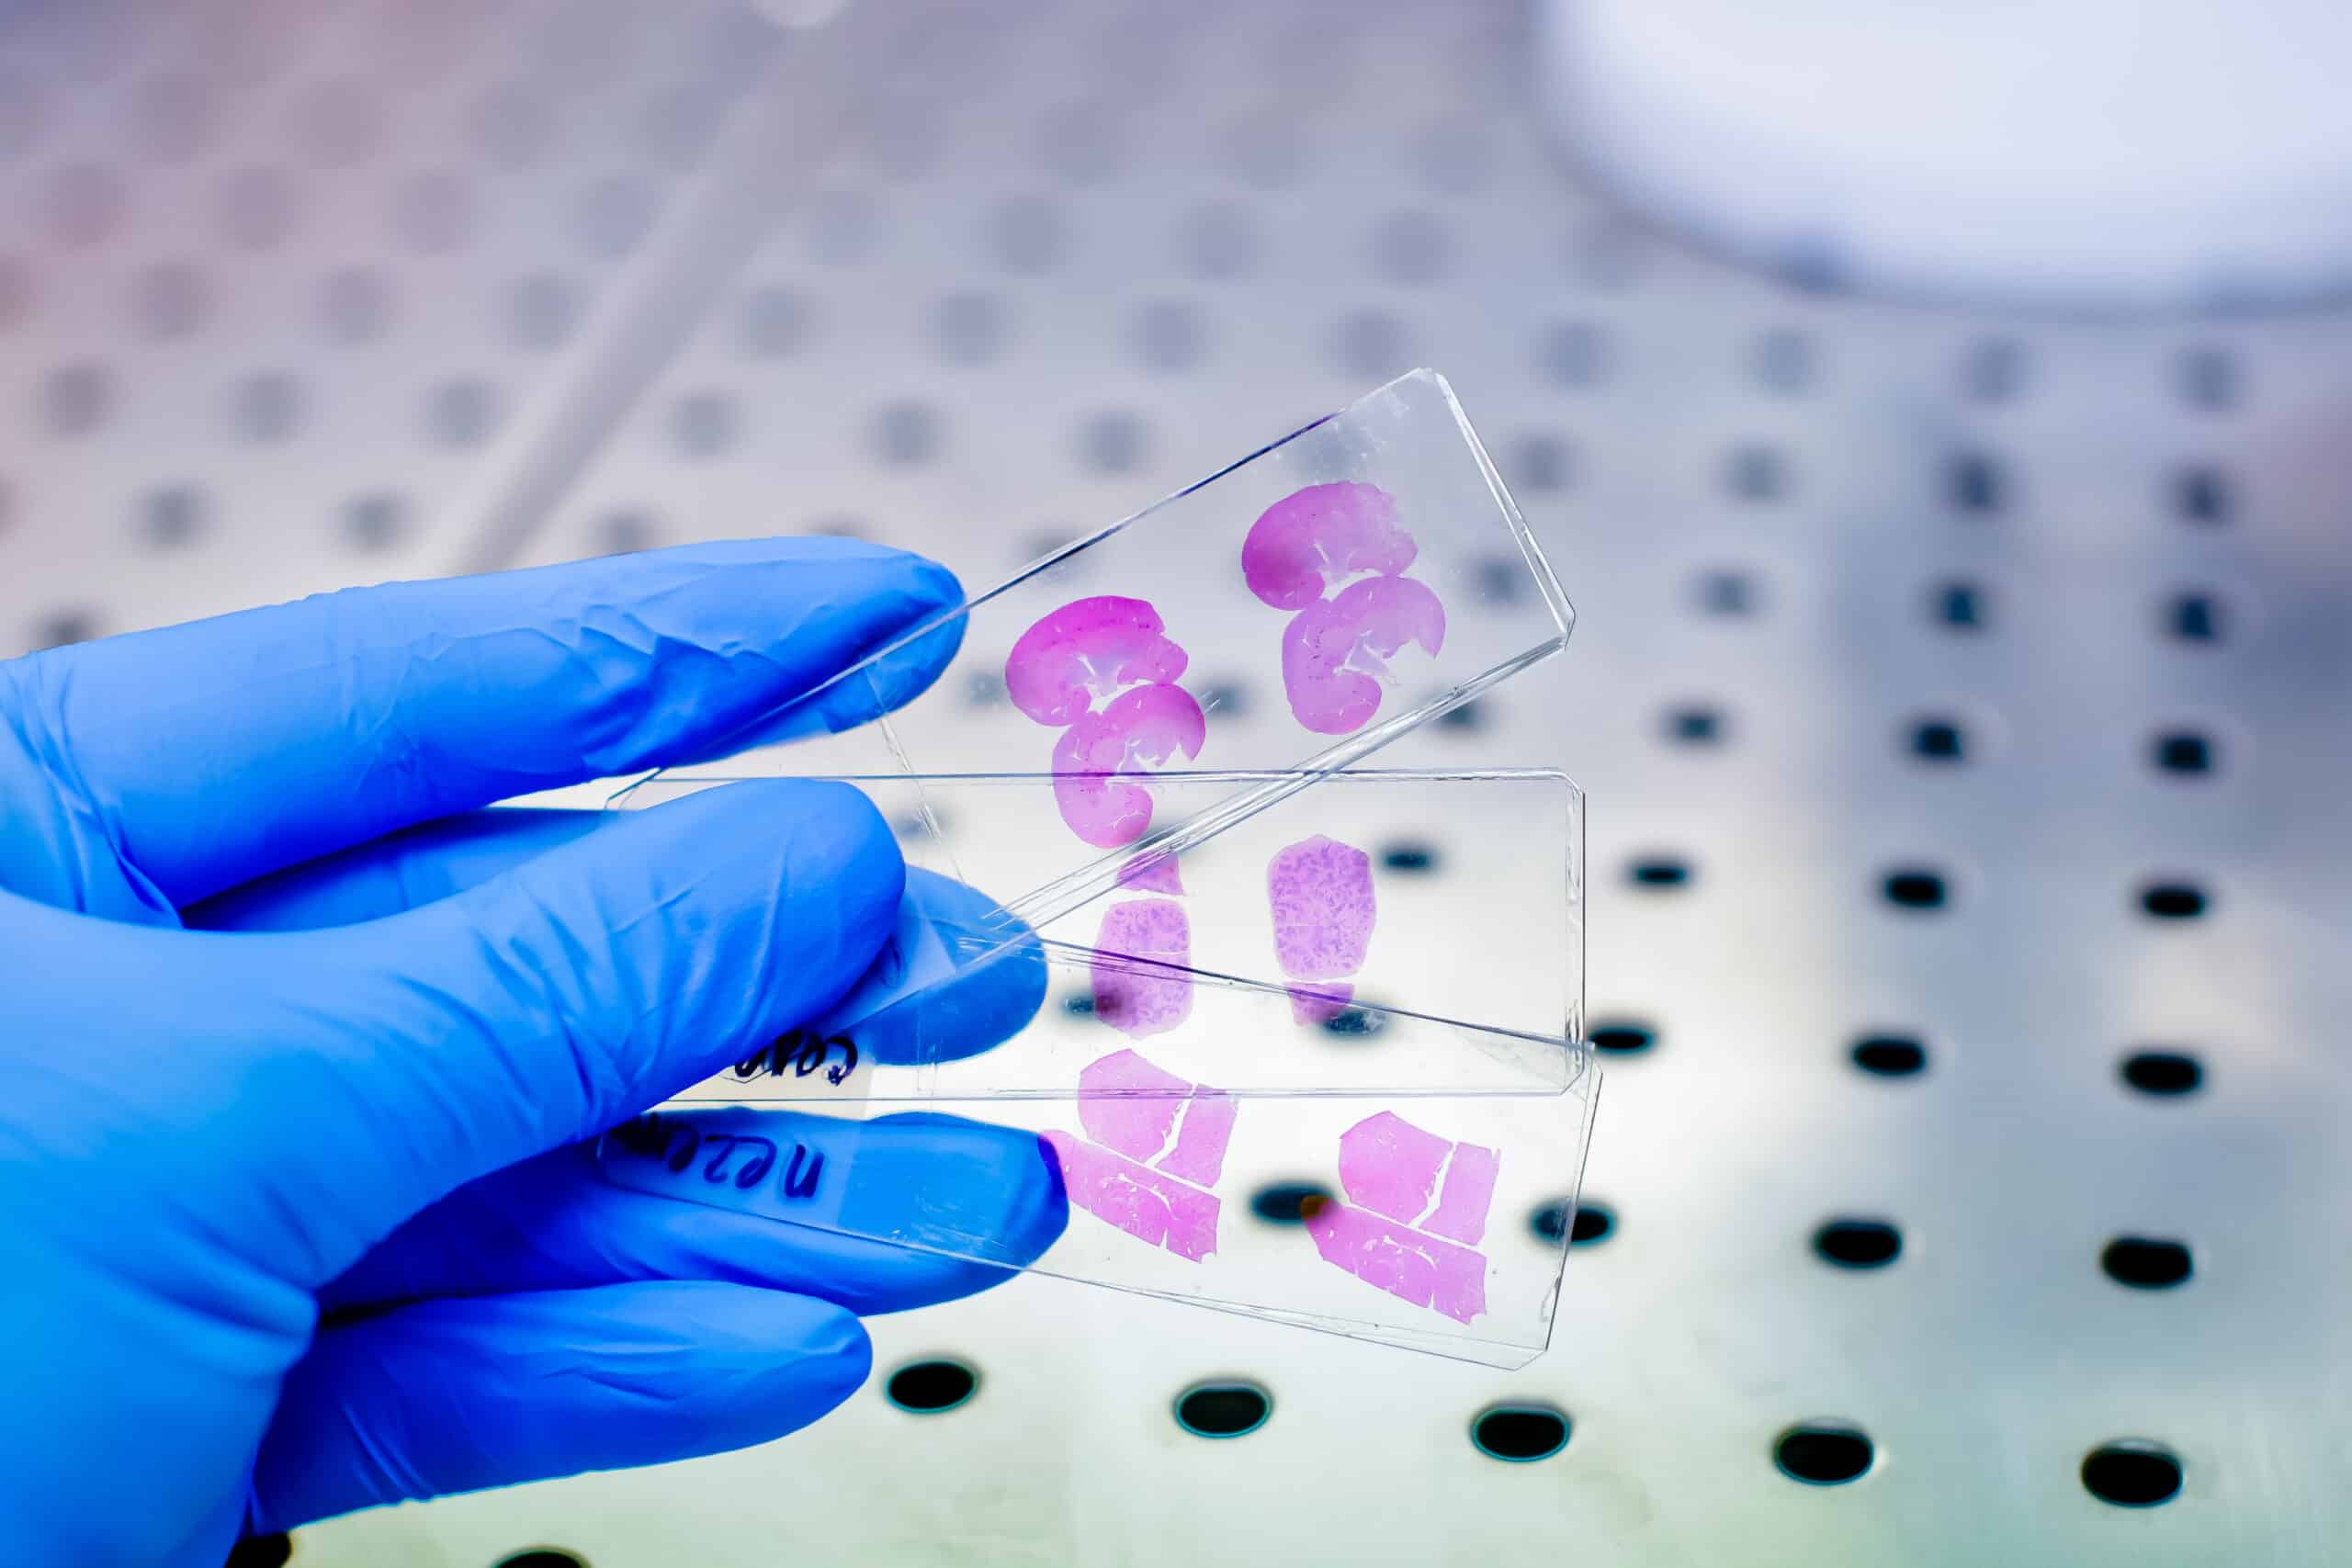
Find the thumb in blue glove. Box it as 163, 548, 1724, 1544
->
0, 537, 1067, 1564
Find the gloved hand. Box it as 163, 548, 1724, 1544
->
0, 537, 1068, 1566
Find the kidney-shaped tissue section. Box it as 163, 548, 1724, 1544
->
1242, 482, 1419, 612
1280, 574, 1447, 735
1050, 683, 1206, 848
1005, 594, 1192, 728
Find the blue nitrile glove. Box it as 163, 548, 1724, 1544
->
0, 538, 1068, 1566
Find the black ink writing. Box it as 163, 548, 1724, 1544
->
730, 1027, 861, 1088
608, 1112, 825, 1201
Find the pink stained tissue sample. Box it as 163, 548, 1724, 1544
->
1004, 594, 1192, 726
1049, 682, 1206, 848
1089, 897, 1193, 1037
1279, 574, 1447, 735
1005, 594, 1205, 847
1076, 1049, 1236, 1187
1241, 483, 1448, 735
1114, 848, 1185, 895
1040, 1133, 1223, 1262
1302, 1110, 1500, 1323
1266, 834, 1376, 1022
1043, 1048, 1238, 1262
1241, 481, 1419, 612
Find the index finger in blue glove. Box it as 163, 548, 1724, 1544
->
0, 536, 966, 913
191, 812, 1048, 1070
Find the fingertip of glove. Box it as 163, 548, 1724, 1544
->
854, 1114, 1072, 1269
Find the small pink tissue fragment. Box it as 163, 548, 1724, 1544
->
1303, 1202, 1488, 1324
1285, 982, 1354, 1026
1422, 1140, 1498, 1247
1279, 574, 1447, 735
1267, 835, 1376, 980
1115, 849, 1185, 895
1306, 1111, 1500, 1322
1268, 835, 1376, 1025
1004, 595, 1191, 728
1052, 1049, 1238, 1261
1089, 898, 1193, 1037
1336, 1111, 1451, 1224
1041, 1131, 1223, 1261
1242, 482, 1416, 612
1049, 682, 1206, 848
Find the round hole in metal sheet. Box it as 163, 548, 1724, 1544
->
222, 1534, 293, 1568
33, 611, 98, 649
1077, 410, 1148, 475
2172, 463, 2230, 525
1476, 555, 1528, 604
1589, 1021, 1654, 1055
1471, 1405, 1569, 1463
2101, 1236, 2192, 1290
505, 274, 579, 353
669, 389, 737, 458
738, 284, 808, 358
2081, 1442, 2183, 1507
1174, 1382, 1271, 1438
1180, 199, 1259, 281
1514, 433, 1570, 491
1379, 840, 1438, 874
1132, 298, 1204, 374
321, 266, 395, 344
886, 1359, 978, 1415
1196, 680, 1250, 720
1319, 1006, 1385, 1039
870, 400, 943, 468
930, 289, 1008, 367
984, 192, 1066, 276
1774, 1424, 1874, 1485
1962, 336, 2028, 402
1752, 327, 1814, 393
1881, 868, 1948, 911
493, 1551, 588, 1568
2165, 590, 2223, 645
2177, 344, 2238, 411
1629, 856, 1690, 890
138, 485, 206, 550
1908, 716, 1966, 762
1537, 319, 1607, 388
596, 509, 657, 556
1724, 444, 1787, 502
392, 169, 474, 254
2139, 881, 2207, 920
2151, 729, 2215, 776
133, 260, 209, 340
426, 378, 501, 449
1370, 209, 1447, 287
1929, 579, 1988, 632
1436, 698, 1487, 732
1851, 1034, 1928, 1077
40, 362, 113, 438
344, 492, 408, 552
1813, 1220, 1902, 1269
218, 164, 300, 251
1061, 991, 1095, 1017
2120, 1049, 2202, 1098
574, 174, 658, 261
1250, 1181, 1333, 1224
1331, 308, 1414, 383
1661, 704, 1724, 745
44, 162, 126, 247
1696, 570, 1757, 617
1947, 450, 2002, 513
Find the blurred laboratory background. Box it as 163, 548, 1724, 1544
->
6, 0, 2350, 1562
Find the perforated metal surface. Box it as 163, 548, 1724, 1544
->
6, 1, 2347, 1563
